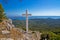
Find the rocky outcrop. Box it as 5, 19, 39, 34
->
22, 31, 42, 40
0, 19, 41, 40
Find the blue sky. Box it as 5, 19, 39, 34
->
0, 0, 60, 16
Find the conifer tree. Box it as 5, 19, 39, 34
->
0, 4, 7, 22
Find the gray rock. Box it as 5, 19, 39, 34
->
0, 19, 42, 40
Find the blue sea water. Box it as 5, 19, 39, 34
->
9, 16, 60, 20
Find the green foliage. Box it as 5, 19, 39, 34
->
41, 31, 60, 40
0, 4, 7, 22
22, 27, 26, 31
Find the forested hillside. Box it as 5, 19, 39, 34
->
12, 18, 60, 32
12, 18, 60, 40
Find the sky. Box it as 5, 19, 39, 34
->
0, 0, 60, 17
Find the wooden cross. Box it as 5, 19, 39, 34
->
22, 9, 31, 33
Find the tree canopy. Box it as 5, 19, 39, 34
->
0, 4, 7, 22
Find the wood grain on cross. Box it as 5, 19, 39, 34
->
22, 10, 31, 33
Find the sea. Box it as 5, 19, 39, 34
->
9, 16, 60, 20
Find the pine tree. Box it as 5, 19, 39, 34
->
0, 4, 7, 22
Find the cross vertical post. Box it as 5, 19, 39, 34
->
22, 9, 31, 33
26, 10, 28, 33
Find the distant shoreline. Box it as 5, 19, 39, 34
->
8, 16, 60, 20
